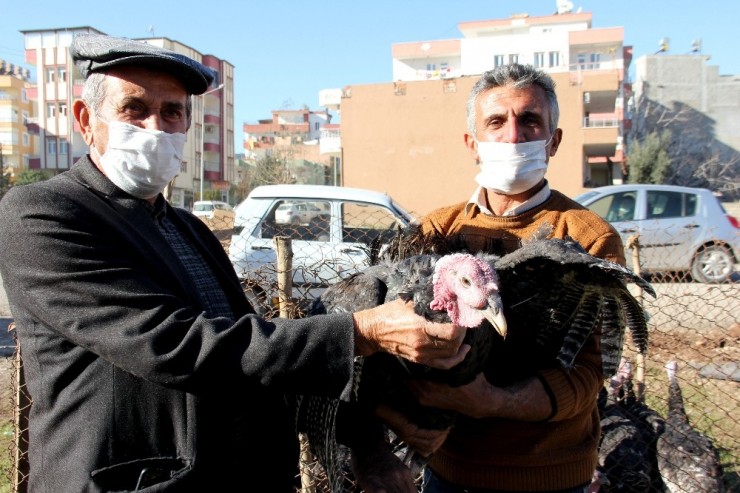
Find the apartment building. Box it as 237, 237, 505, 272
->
331, 9, 631, 216
242, 108, 338, 186
0, 62, 36, 180
19, 27, 235, 209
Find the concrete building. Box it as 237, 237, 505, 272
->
242, 108, 339, 187
0, 62, 36, 180
19, 27, 235, 209
327, 9, 631, 216
633, 53, 740, 196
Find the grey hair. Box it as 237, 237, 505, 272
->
466, 63, 559, 136
81, 71, 193, 126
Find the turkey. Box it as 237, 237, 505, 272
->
311, 250, 508, 428
657, 360, 725, 493
298, 224, 654, 490
594, 358, 665, 493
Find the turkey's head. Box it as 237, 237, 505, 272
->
430, 253, 507, 338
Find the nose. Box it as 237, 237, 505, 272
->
140, 113, 164, 131
504, 121, 527, 143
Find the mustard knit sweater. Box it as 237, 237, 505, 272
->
420, 190, 625, 491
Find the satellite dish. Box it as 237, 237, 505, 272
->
691, 39, 702, 53
556, 0, 574, 14
658, 37, 670, 52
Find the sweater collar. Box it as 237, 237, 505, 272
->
465, 181, 551, 217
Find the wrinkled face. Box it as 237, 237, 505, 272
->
465, 84, 561, 162
76, 66, 189, 157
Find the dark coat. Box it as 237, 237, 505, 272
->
0, 156, 355, 492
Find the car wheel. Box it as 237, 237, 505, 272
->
691, 244, 735, 283
290, 216, 301, 225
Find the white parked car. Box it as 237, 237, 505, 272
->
274, 202, 325, 225
230, 184, 417, 313
574, 184, 740, 283
192, 200, 233, 220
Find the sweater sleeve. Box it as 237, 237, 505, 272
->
536, 327, 604, 421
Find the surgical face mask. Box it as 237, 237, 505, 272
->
92, 120, 186, 199
474, 138, 551, 195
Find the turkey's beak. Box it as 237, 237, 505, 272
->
483, 297, 507, 339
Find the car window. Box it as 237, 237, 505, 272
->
341, 201, 403, 243
193, 203, 213, 212
586, 191, 637, 222
647, 191, 696, 219
261, 200, 331, 241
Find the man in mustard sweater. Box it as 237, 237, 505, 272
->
386, 64, 625, 493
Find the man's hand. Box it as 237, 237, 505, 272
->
353, 299, 470, 369
375, 404, 450, 458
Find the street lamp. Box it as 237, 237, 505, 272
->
199, 83, 225, 201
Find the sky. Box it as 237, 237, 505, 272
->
2, 0, 739, 136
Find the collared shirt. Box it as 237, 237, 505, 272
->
464, 182, 552, 217
147, 196, 235, 320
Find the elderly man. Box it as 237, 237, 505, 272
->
0, 33, 467, 492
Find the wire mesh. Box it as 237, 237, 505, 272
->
1, 213, 738, 492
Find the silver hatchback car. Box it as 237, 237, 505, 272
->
574, 184, 740, 283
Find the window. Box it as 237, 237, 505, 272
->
314, 122, 320, 131
47, 139, 57, 155
493, 55, 505, 68
590, 53, 601, 69
647, 191, 697, 219
534, 52, 545, 68
59, 102, 67, 117
58, 67, 67, 83
46, 103, 56, 118
508, 54, 519, 64
22, 133, 29, 146
425, 63, 436, 71
577, 53, 586, 69
59, 138, 68, 155
45, 68, 55, 83
548, 51, 560, 67
21, 88, 27, 103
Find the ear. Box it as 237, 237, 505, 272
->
73, 99, 94, 146
548, 128, 563, 157
464, 132, 479, 163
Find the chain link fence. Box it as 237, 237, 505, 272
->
1, 211, 738, 492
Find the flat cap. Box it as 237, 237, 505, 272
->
70, 33, 215, 95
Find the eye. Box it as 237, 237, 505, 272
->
163, 107, 185, 122
460, 277, 471, 288
121, 102, 146, 116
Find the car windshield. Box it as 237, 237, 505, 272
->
193, 203, 214, 212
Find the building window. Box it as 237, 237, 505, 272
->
46, 103, 56, 118
508, 54, 519, 64
578, 53, 586, 69
590, 53, 601, 69
45, 68, 55, 83
23, 133, 29, 146
549, 51, 560, 67
534, 52, 545, 68
58, 67, 67, 83
314, 122, 320, 131
47, 139, 57, 155
21, 88, 27, 103
59, 102, 68, 117
59, 138, 68, 155
425, 63, 436, 72
493, 55, 505, 68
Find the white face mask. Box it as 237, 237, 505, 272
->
93, 121, 186, 199
474, 138, 551, 195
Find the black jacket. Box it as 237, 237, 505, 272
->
0, 156, 355, 492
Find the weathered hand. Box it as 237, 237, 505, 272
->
408, 372, 491, 418
353, 298, 470, 369
375, 404, 450, 458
